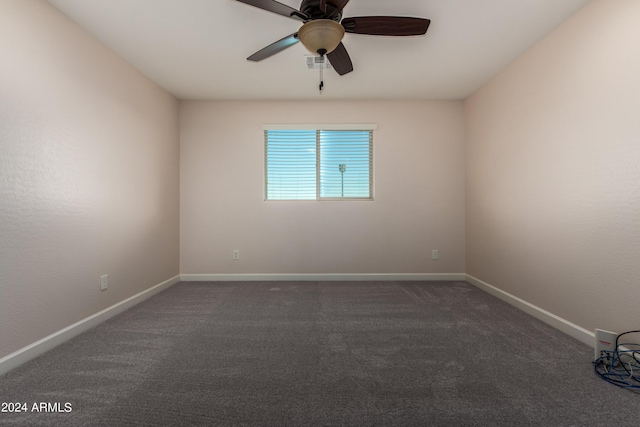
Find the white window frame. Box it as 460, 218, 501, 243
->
263, 124, 377, 201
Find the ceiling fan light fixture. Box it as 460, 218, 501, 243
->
298, 19, 345, 56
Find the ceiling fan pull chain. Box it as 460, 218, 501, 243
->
319, 57, 324, 94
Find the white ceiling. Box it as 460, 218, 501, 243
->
47, 0, 590, 101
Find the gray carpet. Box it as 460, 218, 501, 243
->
0, 281, 638, 426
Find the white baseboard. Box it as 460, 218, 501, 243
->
466, 274, 594, 348
0, 275, 181, 377
180, 273, 467, 282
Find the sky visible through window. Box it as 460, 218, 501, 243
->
266, 129, 372, 200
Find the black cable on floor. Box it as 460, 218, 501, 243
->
594, 330, 640, 391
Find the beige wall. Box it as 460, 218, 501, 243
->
465, 0, 640, 334
0, 0, 180, 359
180, 100, 466, 276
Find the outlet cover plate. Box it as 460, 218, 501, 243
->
100, 274, 108, 291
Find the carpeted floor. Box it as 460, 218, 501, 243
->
0, 281, 638, 426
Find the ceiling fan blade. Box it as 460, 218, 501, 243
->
235, 0, 307, 21
327, 42, 353, 76
247, 33, 299, 61
342, 16, 431, 36
320, 0, 350, 18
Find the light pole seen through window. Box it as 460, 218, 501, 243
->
339, 164, 346, 197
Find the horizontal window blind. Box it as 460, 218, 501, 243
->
265, 130, 317, 200
319, 130, 372, 199
264, 128, 373, 201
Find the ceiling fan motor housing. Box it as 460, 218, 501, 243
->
300, 0, 342, 21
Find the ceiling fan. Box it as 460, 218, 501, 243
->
236, 0, 431, 76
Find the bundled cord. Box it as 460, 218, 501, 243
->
594, 330, 640, 391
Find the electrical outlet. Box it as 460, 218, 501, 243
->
233, 250, 240, 260
432, 250, 439, 260
100, 274, 108, 291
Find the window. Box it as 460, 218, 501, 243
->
264, 125, 375, 200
